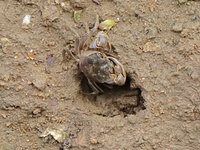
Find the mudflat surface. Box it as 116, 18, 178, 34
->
0, 0, 200, 149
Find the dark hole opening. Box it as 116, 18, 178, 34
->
80, 74, 146, 116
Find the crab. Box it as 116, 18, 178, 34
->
64, 15, 126, 94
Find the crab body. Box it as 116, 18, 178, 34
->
64, 15, 126, 94
79, 51, 111, 84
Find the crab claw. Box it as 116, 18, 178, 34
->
116, 73, 126, 85
107, 56, 126, 85
105, 73, 126, 86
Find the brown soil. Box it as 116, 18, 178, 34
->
0, 0, 200, 149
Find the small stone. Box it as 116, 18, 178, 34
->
70, 0, 86, 8
186, 66, 193, 76
2, 74, 9, 81
1, 114, 7, 119
90, 138, 98, 144
22, 14, 31, 25
92, 0, 100, 5
127, 114, 137, 124
29, 122, 36, 129
27, 80, 32, 85
6, 122, 12, 127
60, 2, 73, 12
0, 82, 7, 87
62, 66, 68, 71
32, 108, 42, 115
15, 85, 24, 91
42, 6, 60, 21
1, 38, 13, 54
143, 42, 161, 52
178, 0, 188, 4
180, 29, 190, 37
145, 26, 158, 39
172, 23, 183, 32
73, 131, 88, 147
191, 71, 199, 79
189, 134, 195, 139
33, 76, 47, 91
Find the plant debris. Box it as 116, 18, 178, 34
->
99, 19, 115, 30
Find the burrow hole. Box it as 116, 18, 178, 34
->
80, 74, 146, 117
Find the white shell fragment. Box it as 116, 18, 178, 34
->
22, 15, 31, 25
40, 127, 66, 143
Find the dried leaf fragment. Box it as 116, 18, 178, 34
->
74, 10, 82, 23
149, 4, 155, 12
28, 52, 35, 60
99, 19, 115, 30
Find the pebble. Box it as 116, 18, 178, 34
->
189, 134, 196, 140
2, 74, 9, 81
42, 5, 60, 21
62, 66, 68, 71
178, 0, 188, 4
33, 76, 47, 91
73, 131, 88, 147
145, 26, 158, 39
22, 14, 31, 25
172, 23, 183, 32
143, 42, 161, 52
6, 122, 12, 127
180, 29, 190, 37
0, 81, 7, 87
191, 70, 199, 79
70, 0, 86, 8
14, 85, 24, 92
1, 114, 7, 119
32, 108, 42, 115
90, 138, 98, 144
60, 2, 73, 12
127, 114, 137, 124
1, 38, 12, 54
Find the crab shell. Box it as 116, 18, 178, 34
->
79, 50, 126, 86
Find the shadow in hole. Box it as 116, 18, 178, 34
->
80, 74, 146, 116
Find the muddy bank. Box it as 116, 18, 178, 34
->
0, 0, 200, 149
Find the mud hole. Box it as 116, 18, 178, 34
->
0, 0, 200, 150
81, 75, 145, 117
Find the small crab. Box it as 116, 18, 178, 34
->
64, 15, 126, 94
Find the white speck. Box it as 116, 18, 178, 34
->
61, 2, 65, 7
22, 15, 31, 25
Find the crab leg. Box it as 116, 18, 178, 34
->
65, 22, 80, 37
65, 48, 79, 62
88, 79, 103, 94
91, 15, 99, 33
65, 22, 81, 55
83, 15, 99, 50
84, 22, 90, 34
